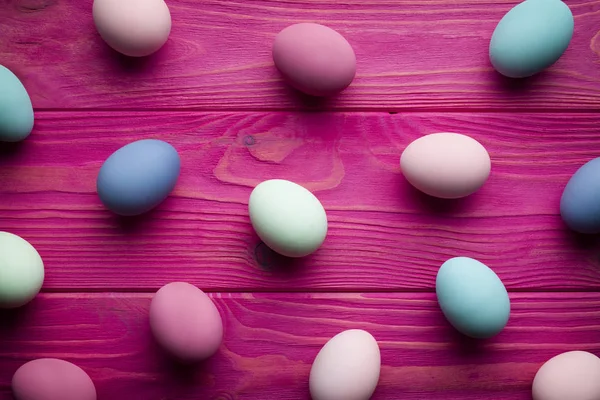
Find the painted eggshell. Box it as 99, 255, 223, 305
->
560, 157, 600, 234
400, 132, 491, 199
249, 179, 328, 258
310, 329, 381, 400
436, 257, 510, 339
273, 23, 356, 97
489, 0, 574, 78
93, 0, 171, 57
150, 282, 223, 362
533, 351, 600, 400
12, 358, 96, 400
0, 231, 44, 309
0, 65, 34, 142
97, 139, 180, 216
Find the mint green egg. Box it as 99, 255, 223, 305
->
0, 65, 34, 142
489, 0, 574, 78
436, 257, 510, 339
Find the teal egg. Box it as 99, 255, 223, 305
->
436, 257, 510, 339
489, 0, 574, 78
0, 65, 34, 142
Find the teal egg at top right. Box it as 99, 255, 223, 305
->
489, 0, 574, 78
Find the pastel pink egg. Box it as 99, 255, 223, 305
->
273, 23, 356, 97
93, 0, 171, 57
533, 351, 600, 400
12, 358, 96, 400
400, 132, 491, 199
150, 282, 223, 362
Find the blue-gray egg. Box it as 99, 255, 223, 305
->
560, 157, 600, 234
0, 65, 34, 142
436, 257, 510, 339
489, 0, 574, 78
97, 139, 180, 216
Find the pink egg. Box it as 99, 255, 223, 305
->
272, 23, 356, 97
12, 358, 96, 400
533, 351, 600, 400
400, 132, 491, 199
150, 282, 223, 362
93, 0, 171, 57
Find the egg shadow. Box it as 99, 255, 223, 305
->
0, 140, 27, 161
400, 179, 474, 216
149, 337, 215, 387
254, 242, 305, 277
433, 310, 489, 358
0, 303, 34, 343
561, 228, 600, 265
491, 70, 546, 95
109, 206, 164, 235
100, 42, 166, 74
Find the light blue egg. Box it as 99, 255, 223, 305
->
560, 157, 600, 234
0, 65, 34, 142
97, 139, 180, 216
489, 0, 574, 78
436, 257, 510, 339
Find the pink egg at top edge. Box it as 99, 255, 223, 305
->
532, 351, 600, 400
273, 23, 356, 97
150, 282, 223, 363
400, 132, 491, 199
12, 358, 96, 400
93, 0, 171, 57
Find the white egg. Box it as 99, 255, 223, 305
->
310, 329, 381, 400
248, 179, 327, 258
0, 232, 44, 308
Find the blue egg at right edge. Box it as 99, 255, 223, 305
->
560, 158, 600, 234
489, 0, 574, 78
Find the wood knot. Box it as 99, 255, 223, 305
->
15, 0, 56, 12
592, 31, 600, 58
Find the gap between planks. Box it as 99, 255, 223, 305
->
39, 288, 600, 294
31, 107, 600, 113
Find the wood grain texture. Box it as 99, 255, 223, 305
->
1, 292, 599, 400
0, 0, 599, 111
0, 111, 599, 291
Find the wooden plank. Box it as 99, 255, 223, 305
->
0, 0, 599, 111
1, 111, 600, 291
0, 292, 599, 399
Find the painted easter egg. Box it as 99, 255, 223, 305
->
0, 65, 34, 142
150, 282, 223, 362
249, 179, 328, 258
310, 329, 381, 400
436, 257, 510, 339
93, 0, 171, 57
533, 351, 600, 400
400, 133, 491, 199
489, 0, 574, 78
12, 358, 96, 400
97, 139, 180, 216
0, 232, 44, 309
273, 23, 356, 97
560, 157, 600, 234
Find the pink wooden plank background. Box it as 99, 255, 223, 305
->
0, 112, 599, 291
2, 293, 600, 400
0, 0, 599, 110
1, 0, 600, 399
